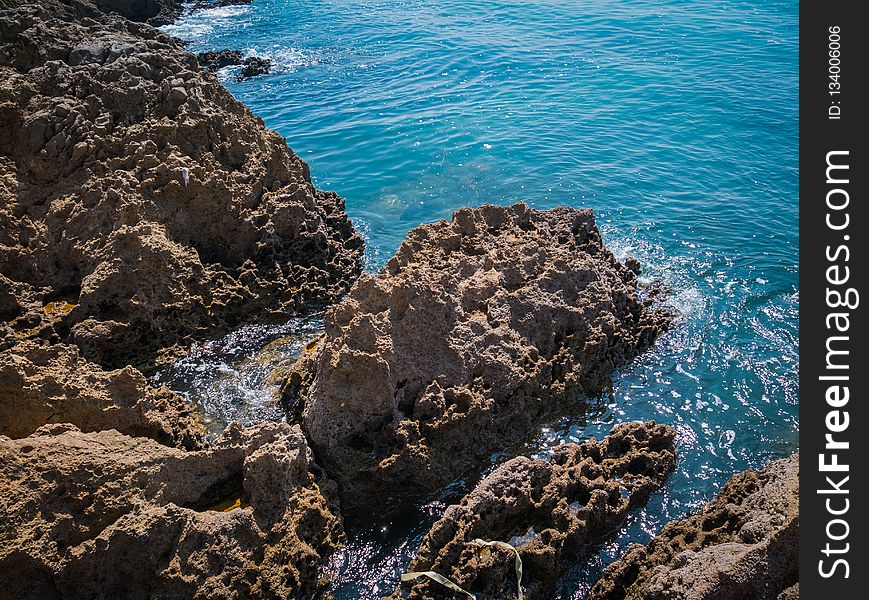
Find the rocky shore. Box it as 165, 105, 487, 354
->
1, 0, 359, 594
1, 0, 363, 371
0, 0, 798, 598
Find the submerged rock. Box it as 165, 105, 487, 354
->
0, 421, 343, 600
588, 453, 799, 600
391, 421, 677, 600
283, 203, 671, 509
0, 341, 203, 449
0, 0, 364, 370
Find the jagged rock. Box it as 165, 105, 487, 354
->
236, 56, 272, 82
0, 0, 364, 370
197, 48, 244, 71
0, 341, 203, 448
92, 0, 184, 26
0, 421, 343, 600
588, 453, 799, 600
283, 203, 671, 510
391, 421, 677, 600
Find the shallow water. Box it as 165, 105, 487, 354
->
160, 0, 798, 597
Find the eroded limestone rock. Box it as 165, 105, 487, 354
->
284, 203, 671, 509
392, 421, 677, 600
0, 341, 203, 448
0, 0, 363, 369
588, 453, 799, 600
0, 421, 343, 600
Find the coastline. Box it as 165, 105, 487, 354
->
0, 1, 799, 599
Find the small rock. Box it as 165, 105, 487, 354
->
236, 56, 272, 82
197, 49, 244, 72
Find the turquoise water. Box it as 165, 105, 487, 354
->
162, 1, 798, 597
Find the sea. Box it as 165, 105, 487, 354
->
158, 1, 799, 597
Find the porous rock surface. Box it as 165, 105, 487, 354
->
588, 453, 799, 600
0, 0, 364, 370
391, 421, 677, 600
0, 421, 343, 600
0, 340, 203, 448
283, 203, 671, 509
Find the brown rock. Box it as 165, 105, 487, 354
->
0, 421, 343, 600
0, 0, 364, 370
0, 341, 203, 448
588, 453, 799, 600
283, 203, 671, 510
392, 421, 677, 600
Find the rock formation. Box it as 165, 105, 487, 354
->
0, 340, 203, 449
391, 421, 677, 600
197, 49, 244, 71
236, 56, 271, 81
283, 203, 671, 509
91, 1, 256, 27
92, 0, 184, 27
0, 3, 362, 594
196, 50, 271, 82
0, 0, 364, 370
588, 453, 799, 600
0, 421, 343, 600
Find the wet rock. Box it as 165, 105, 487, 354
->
391, 421, 677, 600
589, 453, 799, 600
236, 56, 272, 82
283, 203, 671, 510
0, 341, 203, 449
0, 0, 364, 370
0, 421, 343, 600
197, 48, 244, 71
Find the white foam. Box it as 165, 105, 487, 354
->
159, 3, 252, 43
